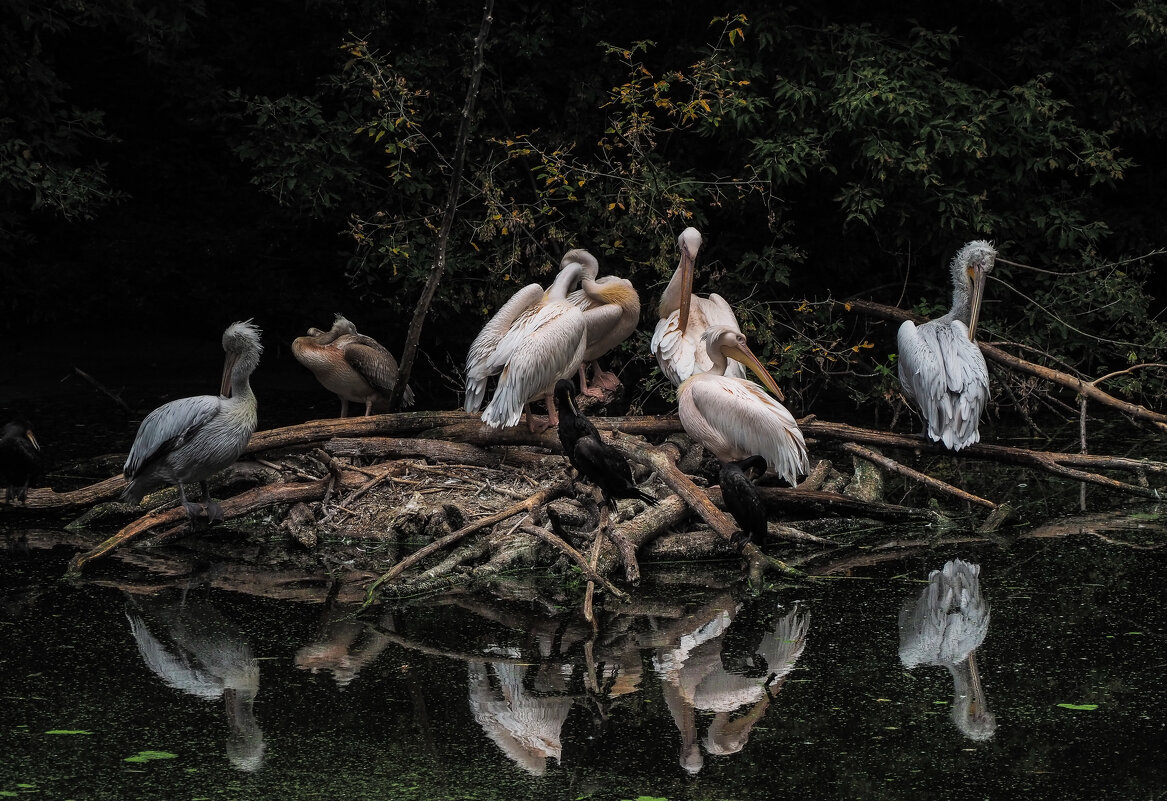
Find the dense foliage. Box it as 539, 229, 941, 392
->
4, 0, 1166, 417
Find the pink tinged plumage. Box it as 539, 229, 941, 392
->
651, 227, 747, 386
677, 326, 809, 487
563, 248, 642, 395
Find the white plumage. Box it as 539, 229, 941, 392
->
897, 240, 996, 451
652, 227, 747, 386
466, 261, 588, 431
677, 326, 809, 486
564, 248, 642, 395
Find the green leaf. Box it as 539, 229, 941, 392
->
44, 729, 93, 735
1056, 703, 1099, 711
124, 750, 179, 763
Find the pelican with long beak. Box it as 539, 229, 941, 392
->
467, 261, 588, 432
678, 326, 809, 487
122, 321, 262, 525
651, 228, 747, 386
563, 249, 642, 396
292, 314, 414, 417
897, 240, 996, 451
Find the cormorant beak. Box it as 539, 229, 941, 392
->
25, 429, 39, 451
725, 341, 786, 401
967, 267, 988, 341
221, 351, 238, 398
677, 244, 695, 331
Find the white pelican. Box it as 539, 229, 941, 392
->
563, 248, 642, 396
897, 240, 997, 451
899, 558, 996, 741
122, 320, 262, 525
678, 326, 809, 486
0, 419, 42, 504
292, 314, 414, 417
466, 261, 587, 432
651, 227, 747, 386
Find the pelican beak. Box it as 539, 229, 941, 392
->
221, 351, 238, 398
967, 266, 988, 341
677, 243, 695, 331
724, 341, 786, 402
25, 429, 39, 451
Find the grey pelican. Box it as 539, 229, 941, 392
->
292, 314, 414, 417
126, 590, 265, 772
0, 419, 42, 503
465, 261, 588, 432
554, 379, 655, 514
563, 248, 642, 396
651, 227, 747, 386
122, 320, 262, 525
678, 326, 809, 486
719, 455, 768, 550
897, 240, 996, 450
899, 558, 996, 741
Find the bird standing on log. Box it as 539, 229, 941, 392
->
466, 261, 588, 432
652, 228, 747, 386
554, 379, 655, 517
0, 419, 42, 504
719, 455, 768, 550
122, 320, 262, 526
897, 240, 996, 451
292, 314, 414, 417
678, 326, 809, 487
563, 249, 642, 397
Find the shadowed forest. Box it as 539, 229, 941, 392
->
4, 0, 1167, 425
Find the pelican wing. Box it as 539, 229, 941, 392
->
124, 394, 221, 480
678, 375, 809, 486
581, 302, 626, 354
343, 340, 415, 407
482, 303, 586, 429
897, 319, 989, 450
652, 296, 747, 386
465, 283, 544, 412
126, 611, 223, 700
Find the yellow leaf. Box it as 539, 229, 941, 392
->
844, 302, 852, 311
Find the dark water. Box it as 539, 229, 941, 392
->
3, 525, 1165, 801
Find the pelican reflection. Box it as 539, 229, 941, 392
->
654, 598, 810, 774
125, 588, 265, 771
898, 558, 996, 741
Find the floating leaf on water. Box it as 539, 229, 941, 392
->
45, 729, 93, 735
1056, 703, 1099, 711
124, 750, 179, 763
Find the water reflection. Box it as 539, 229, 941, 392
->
654, 598, 809, 774
124, 587, 266, 771
898, 558, 996, 741
468, 636, 576, 776
295, 599, 393, 688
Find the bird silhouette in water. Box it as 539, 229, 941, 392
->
719, 455, 768, 552
553, 379, 654, 521
0, 419, 43, 504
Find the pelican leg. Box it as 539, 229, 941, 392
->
176, 481, 207, 527
579, 363, 604, 398
525, 400, 552, 434
363, 399, 374, 416
590, 361, 623, 392
201, 481, 225, 524
339, 397, 350, 419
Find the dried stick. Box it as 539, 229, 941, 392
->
70, 367, 133, 414
518, 524, 627, 603
840, 442, 998, 510
362, 479, 570, 606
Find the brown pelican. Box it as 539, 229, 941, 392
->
678, 326, 809, 486
563, 249, 642, 396
897, 240, 996, 451
719, 455, 768, 550
651, 227, 747, 386
0, 419, 42, 503
554, 379, 655, 514
292, 314, 414, 417
899, 558, 996, 741
466, 261, 588, 432
122, 320, 262, 525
